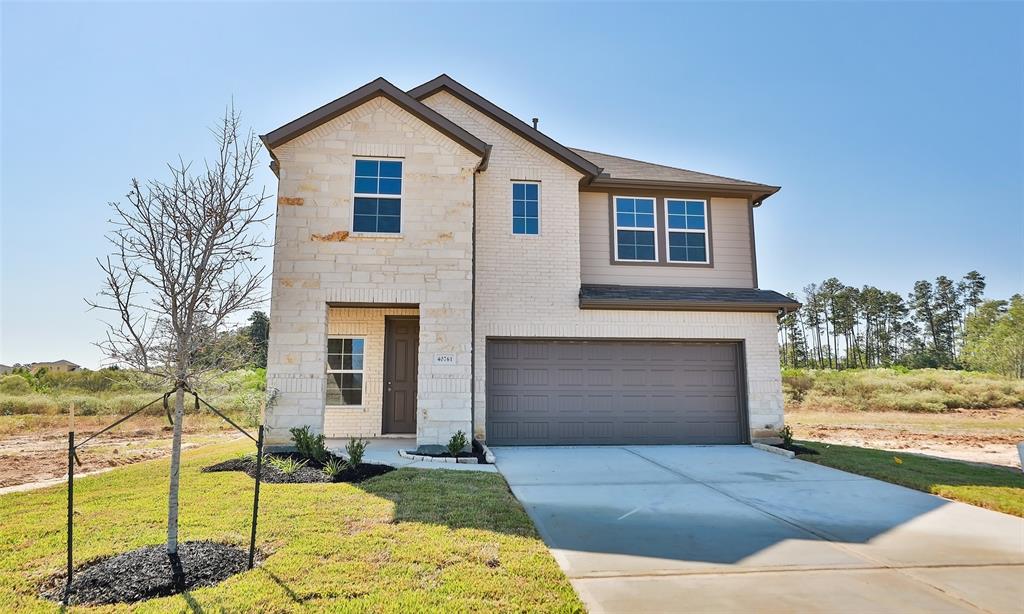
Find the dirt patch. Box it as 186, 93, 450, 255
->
0, 417, 241, 489
789, 408, 1023, 469
40, 541, 252, 606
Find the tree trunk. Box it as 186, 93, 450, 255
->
167, 386, 186, 554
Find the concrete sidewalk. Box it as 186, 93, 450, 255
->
495, 445, 1024, 613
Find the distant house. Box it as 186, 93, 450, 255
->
4, 360, 82, 374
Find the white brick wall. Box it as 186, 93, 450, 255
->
422, 91, 785, 442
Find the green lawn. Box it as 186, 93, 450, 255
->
796, 440, 1024, 517
0, 441, 582, 613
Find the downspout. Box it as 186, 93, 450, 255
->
470, 171, 477, 440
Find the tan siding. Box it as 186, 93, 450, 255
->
579, 192, 755, 287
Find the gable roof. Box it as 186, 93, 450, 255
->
408, 74, 603, 179
572, 148, 780, 205
260, 77, 490, 162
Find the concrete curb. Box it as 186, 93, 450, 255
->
397, 449, 479, 464
752, 442, 795, 459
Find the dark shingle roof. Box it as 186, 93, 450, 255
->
572, 148, 778, 191
580, 284, 800, 313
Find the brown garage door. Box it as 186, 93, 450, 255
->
485, 339, 745, 445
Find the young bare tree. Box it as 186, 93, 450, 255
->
88, 106, 269, 578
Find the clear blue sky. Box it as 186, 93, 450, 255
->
2, 2, 1022, 368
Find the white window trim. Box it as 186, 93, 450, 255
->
612, 196, 659, 263
351, 157, 404, 235
664, 198, 710, 264
326, 336, 365, 408
511, 180, 541, 236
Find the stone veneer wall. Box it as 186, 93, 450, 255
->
264, 97, 480, 446
422, 91, 785, 442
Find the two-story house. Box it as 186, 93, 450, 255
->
261, 75, 799, 448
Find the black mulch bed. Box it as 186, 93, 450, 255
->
203, 452, 395, 484
40, 541, 250, 606
773, 442, 820, 455
407, 440, 490, 464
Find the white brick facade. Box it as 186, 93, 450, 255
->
264, 83, 785, 447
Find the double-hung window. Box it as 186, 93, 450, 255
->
353, 159, 402, 233
665, 199, 708, 263
614, 197, 657, 261
326, 338, 364, 406
512, 182, 539, 235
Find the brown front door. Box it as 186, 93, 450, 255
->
383, 317, 418, 434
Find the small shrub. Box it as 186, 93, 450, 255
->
322, 457, 346, 479
777, 425, 794, 447
290, 425, 328, 463
345, 438, 368, 467
267, 455, 307, 475
781, 370, 815, 403
447, 430, 469, 457
0, 375, 32, 395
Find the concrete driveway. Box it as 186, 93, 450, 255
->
494, 446, 1024, 613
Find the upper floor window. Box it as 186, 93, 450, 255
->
353, 159, 402, 233
512, 182, 539, 235
665, 199, 708, 263
613, 197, 657, 262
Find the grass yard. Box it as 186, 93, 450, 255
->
0, 441, 582, 613
795, 440, 1024, 518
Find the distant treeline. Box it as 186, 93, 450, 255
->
779, 271, 1024, 377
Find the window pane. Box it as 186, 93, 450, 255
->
512, 218, 526, 234
341, 387, 362, 405
616, 212, 635, 227
667, 214, 685, 230
617, 243, 635, 260
354, 198, 377, 215
378, 199, 401, 216
635, 213, 655, 228
617, 230, 656, 260
354, 177, 378, 194
353, 214, 377, 232
615, 198, 634, 214
524, 183, 538, 200
525, 218, 538, 234
354, 159, 378, 176
351, 338, 364, 354
668, 232, 708, 262
690, 247, 707, 262
637, 245, 655, 261
525, 201, 538, 217
327, 353, 344, 370
378, 215, 400, 233
328, 339, 344, 353
686, 201, 704, 216
513, 201, 525, 217
667, 201, 685, 215
379, 160, 402, 178
636, 199, 654, 214
687, 216, 705, 230
378, 178, 401, 195
513, 183, 525, 199
636, 231, 655, 246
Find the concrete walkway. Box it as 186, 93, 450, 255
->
494, 445, 1024, 613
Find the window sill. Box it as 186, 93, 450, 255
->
347, 232, 403, 240
325, 405, 367, 411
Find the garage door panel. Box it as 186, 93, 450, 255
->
486, 339, 744, 445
